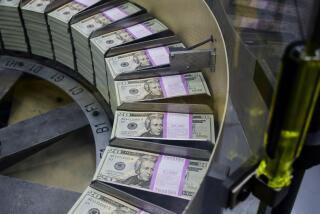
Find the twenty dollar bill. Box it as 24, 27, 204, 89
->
71, 2, 142, 37
106, 43, 185, 78
94, 147, 208, 200
111, 110, 215, 142
115, 72, 211, 104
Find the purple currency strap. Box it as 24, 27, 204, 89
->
178, 159, 190, 196
181, 75, 189, 94
102, 6, 129, 22
150, 155, 162, 190
159, 77, 167, 98
162, 113, 168, 138
144, 49, 156, 67
189, 114, 192, 139
126, 23, 153, 40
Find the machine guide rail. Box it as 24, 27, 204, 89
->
0, 55, 113, 166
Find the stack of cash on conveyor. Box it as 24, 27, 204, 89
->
113, 72, 212, 112
68, 14, 215, 212
110, 109, 215, 156
71, 1, 145, 84
47, 0, 101, 69
69, 146, 209, 213
90, 14, 173, 102
68, 8, 215, 210
21, 0, 56, 59
105, 36, 186, 110
0, 0, 217, 212
0, 0, 28, 52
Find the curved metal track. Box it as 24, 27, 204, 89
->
0, 55, 112, 166
0, 54, 114, 213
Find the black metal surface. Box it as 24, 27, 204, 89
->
0, 70, 22, 101
0, 70, 22, 128
0, 175, 80, 214
0, 71, 22, 101
186, 162, 230, 214
269, 169, 305, 214
0, 103, 89, 169
110, 138, 211, 160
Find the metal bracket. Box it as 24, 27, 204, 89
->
169, 48, 216, 72
221, 157, 290, 209
169, 36, 216, 72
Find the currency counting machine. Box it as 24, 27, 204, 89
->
0, 0, 319, 213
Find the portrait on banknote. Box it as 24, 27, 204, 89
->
119, 52, 151, 70
143, 79, 163, 100
140, 113, 163, 137
120, 155, 157, 188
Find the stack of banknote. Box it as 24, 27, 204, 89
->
47, 0, 100, 69
112, 72, 211, 112
111, 110, 215, 145
68, 185, 149, 214
90, 17, 170, 103
71, 1, 143, 84
106, 42, 185, 108
21, 0, 56, 59
94, 147, 208, 200
0, 0, 28, 52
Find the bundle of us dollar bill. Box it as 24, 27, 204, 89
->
47, 0, 101, 69
106, 43, 184, 79
68, 185, 149, 214
71, 1, 144, 84
0, 0, 28, 52
106, 42, 185, 107
111, 72, 211, 112
94, 147, 208, 200
111, 110, 215, 145
91, 16, 170, 103
21, 0, 56, 59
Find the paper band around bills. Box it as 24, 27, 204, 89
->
102, 6, 129, 22
150, 156, 189, 197
159, 75, 189, 98
126, 24, 153, 39
145, 47, 170, 67
163, 113, 193, 139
